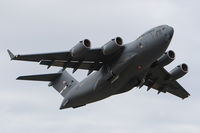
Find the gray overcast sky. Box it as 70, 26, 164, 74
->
0, 0, 199, 133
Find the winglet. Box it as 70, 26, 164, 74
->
7, 49, 15, 60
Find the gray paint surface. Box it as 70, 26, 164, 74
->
1, 0, 200, 133
9, 25, 185, 109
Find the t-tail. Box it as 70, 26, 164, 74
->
17, 70, 79, 97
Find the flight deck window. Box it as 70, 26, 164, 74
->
142, 29, 154, 36
156, 30, 162, 36
139, 43, 144, 48
162, 27, 166, 30
137, 29, 154, 40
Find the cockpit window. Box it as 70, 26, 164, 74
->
156, 29, 162, 36
144, 29, 155, 35
162, 27, 166, 30
137, 29, 154, 40
139, 43, 144, 48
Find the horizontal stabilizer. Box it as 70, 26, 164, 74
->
16, 70, 78, 97
17, 73, 62, 81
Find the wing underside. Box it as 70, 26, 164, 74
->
40, 60, 103, 70
7, 49, 105, 71
144, 67, 190, 99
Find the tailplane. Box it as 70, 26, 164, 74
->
17, 70, 79, 97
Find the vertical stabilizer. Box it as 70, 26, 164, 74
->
51, 70, 79, 97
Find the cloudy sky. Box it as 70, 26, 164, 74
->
0, 0, 199, 133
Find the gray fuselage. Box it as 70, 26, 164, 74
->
60, 25, 174, 109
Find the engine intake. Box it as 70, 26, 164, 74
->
169, 63, 188, 80
71, 39, 91, 57
155, 50, 175, 67
102, 37, 123, 55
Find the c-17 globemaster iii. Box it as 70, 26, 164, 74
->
8, 25, 190, 109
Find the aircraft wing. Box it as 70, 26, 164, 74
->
7, 49, 105, 72
8, 49, 104, 62
144, 67, 190, 99
39, 60, 103, 71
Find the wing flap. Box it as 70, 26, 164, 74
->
7, 49, 106, 71
11, 51, 70, 62
40, 60, 103, 70
8, 48, 104, 62
166, 81, 190, 99
144, 67, 190, 99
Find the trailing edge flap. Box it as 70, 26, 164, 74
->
17, 73, 62, 81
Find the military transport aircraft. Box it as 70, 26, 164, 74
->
8, 25, 190, 109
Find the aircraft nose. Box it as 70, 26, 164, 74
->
168, 26, 174, 39
165, 26, 174, 42
150, 25, 174, 56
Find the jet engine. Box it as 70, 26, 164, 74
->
155, 50, 175, 67
70, 39, 91, 57
102, 37, 123, 55
169, 63, 188, 80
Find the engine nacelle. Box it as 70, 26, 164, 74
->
155, 50, 175, 67
70, 39, 91, 57
102, 37, 123, 55
169, 63, 188, 80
